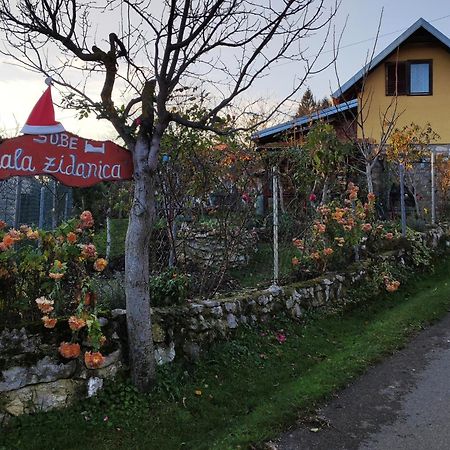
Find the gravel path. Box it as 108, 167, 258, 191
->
275, 312, 450, 450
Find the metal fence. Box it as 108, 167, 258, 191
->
0, 176, 72, 229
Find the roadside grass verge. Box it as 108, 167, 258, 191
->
2, 259, 450, 450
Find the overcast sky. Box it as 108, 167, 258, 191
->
0, 0, 449, 139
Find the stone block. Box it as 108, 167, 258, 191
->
0, 357, 77, 393
227, 313, 238, 329
1, 379, 84, 416
210, 306, 224, 317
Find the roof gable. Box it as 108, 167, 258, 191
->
332, 18, 450, 100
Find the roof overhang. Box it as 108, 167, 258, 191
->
252, 98, 357, 141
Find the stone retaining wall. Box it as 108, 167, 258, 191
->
177, 227, 258, 269
0, 320, 123, 425
148, 269, 367, 364
148, 226, 447, 363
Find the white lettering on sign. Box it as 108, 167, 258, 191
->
42, 154, 122, 180
0, 148, 36, 172
33, 134, 80, 151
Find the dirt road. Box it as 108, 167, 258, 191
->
276, 312, 450, 450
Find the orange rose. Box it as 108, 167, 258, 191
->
368, 192, 376, 203
93, 258, 108, 272
0, 220, 6, 229
323, 247, 334, 256
81, 244, 97, 259
292, 238, 305, 250
35, 296, 54, 313
66, 232, 77, 244
313, 223, 326, 234
42, 316, 57, 329
80, 211, 94, 228
2, 234, 15, 249
385, 280, 400, 293
84, 351, 105, 369
59, 342, 81, 359
68, 316, 86, 331
49, 272, 64, 280
292, 257, 300, 266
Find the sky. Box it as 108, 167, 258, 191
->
0, 0, 450, 139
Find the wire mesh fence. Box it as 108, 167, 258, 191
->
0, 176, 72, 229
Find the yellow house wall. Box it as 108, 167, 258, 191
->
358, 42, 450, 144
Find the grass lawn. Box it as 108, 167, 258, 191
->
94, 218, 129, 261
228, 242, 296, 288
3, 259, 450, 450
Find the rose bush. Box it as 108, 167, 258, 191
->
291, 183, 380, 274
0, 211, 109, 364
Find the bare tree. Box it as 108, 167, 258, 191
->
0, 0, 337, 391
333, 10, 402, 195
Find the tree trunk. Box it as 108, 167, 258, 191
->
410, 175, 422, 219
321, 176, 329, 204
399, 163, 407, 237
106, 210, 112, 261
366, 161, 374, 194
124, 137, 157, 392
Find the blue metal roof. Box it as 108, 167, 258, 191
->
252, 98, 358, 140
332, 18, 450, 99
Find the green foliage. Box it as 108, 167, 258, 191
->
404, 228, 433, 268
150, 268, 190, 307
303, 123, 351, 178
94, 218, 129, 260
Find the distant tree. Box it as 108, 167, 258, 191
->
296, 88, 317, 117
296, 88, 332, 117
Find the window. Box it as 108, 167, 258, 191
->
385, 60, 432, 96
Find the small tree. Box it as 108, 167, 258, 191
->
0, 0, 338, 391
387, 122, 439, 230
333, 10, 402, 195
303, 123, 351, 203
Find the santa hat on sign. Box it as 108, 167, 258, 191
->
21, 77, 65, 135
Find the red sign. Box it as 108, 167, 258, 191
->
0, 132, 133, 187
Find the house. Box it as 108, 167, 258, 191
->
253, 18, 450, 219
333, 17, 450, 218
332, 17, 450, 146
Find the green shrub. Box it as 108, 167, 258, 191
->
150, 268, 190, 307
